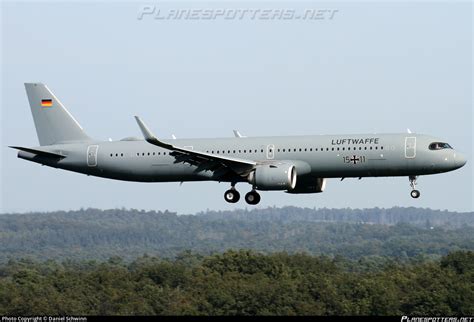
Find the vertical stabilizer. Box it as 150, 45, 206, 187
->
24, 83, 91, 146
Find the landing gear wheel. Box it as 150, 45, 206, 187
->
410, 190, 420, 199
245, 190, 261, 205
408, 176, 421, 199
224, 189, 240, 203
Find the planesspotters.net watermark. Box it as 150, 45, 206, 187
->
401, 317, 474, 322
137, 5, 339, 21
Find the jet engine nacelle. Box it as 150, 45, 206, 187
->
286, 177, 327, 194
248, 163, 297, 191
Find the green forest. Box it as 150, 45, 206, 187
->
1, 207, 473, 315
0, 250, 473, 315
1, 207, 473, 262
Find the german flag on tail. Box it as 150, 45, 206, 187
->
41, 99, 53, 107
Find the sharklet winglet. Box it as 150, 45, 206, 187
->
134, 116, 173, 149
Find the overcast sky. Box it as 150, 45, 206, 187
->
1, 1, 472, 214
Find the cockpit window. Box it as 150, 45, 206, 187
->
429, 142, 453, 150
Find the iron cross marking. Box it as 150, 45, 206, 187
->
350, 155, 360, 164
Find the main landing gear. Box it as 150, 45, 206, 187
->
245, 190, 261, 205
409, 176, 421, 199
224, 185, 261, 205
224, 186, 240, 203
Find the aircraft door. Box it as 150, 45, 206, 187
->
405, 137, 416, 159
87, 145, 99, 167
266, 144, 275, 159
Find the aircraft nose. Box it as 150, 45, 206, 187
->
454, 152, 467, 169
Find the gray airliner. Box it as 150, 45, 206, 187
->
11, 83, 467, 205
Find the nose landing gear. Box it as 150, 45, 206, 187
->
409, 176, 421, 198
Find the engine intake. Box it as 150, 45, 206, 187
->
248, 163, 297, 191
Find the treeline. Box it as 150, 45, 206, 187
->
1, 207, 473, 262
0, 250, 473, 316
198, 206, 474, 227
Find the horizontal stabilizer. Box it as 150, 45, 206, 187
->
9, 146, 65, 159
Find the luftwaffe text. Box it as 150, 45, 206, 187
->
331, 138, 379, 145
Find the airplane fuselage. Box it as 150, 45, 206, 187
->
15, 83, 467, 204
18, 133, 465, 184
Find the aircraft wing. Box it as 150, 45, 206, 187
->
134, 116, 256, 176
